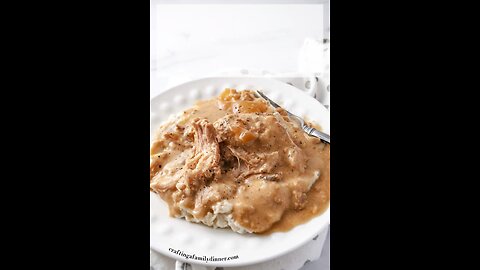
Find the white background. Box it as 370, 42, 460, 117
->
151, 1, 328, 97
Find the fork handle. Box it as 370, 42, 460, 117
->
304, 127, 330, 144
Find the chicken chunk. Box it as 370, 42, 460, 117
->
180, 118, 221, 195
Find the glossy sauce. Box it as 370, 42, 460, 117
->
263, 144, 329, 234
150, 89, 330, 234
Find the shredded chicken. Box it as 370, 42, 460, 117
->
179, 118, 220, 195
150, 89, 330, 234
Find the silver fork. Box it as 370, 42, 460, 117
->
256, 90, 330, 144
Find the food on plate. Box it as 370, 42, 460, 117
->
150, 89, 330, 234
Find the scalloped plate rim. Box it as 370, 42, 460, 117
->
150, 77, 330, 267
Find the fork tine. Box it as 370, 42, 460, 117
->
256, 90, 281, 108
255, 90, 330, 143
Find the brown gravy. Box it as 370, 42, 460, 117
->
150, 89, 330, 234
263, 144, 329, 234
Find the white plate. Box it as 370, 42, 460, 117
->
150, 77, 330, 267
